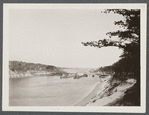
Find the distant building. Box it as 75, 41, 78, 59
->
60, 74, 68, 79
67, 73, 77, 77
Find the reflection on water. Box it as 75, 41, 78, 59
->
9, 76, 100, 106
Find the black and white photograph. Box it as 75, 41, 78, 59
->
3, 4, 147, 113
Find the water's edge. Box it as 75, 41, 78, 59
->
9, 76, 102, 106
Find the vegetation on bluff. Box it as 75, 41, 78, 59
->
9, 61, 67, 78
82, 9, 140, 106
9, 61, 57, 71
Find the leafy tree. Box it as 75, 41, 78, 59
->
82, 9, 140, 105
82, 9, 140, 77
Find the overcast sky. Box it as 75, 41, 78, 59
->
9, 9, 124, 68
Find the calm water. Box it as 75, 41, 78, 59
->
9, 76, 100, 106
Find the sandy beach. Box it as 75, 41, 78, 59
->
75, 76, 111, 106
75, 81, 104, 106
87, 80, 136, 106
75, 76, 136, 106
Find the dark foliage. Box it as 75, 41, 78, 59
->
46, 65, 57, 71
82, 9, 140, 105
9, 61, 57, 71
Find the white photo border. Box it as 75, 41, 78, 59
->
2, 3, 147, 113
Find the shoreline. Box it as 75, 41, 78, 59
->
75, 76, 111, 106
86, 81, 136, 106
74, 81, 105, 106
75, 76, 136, 106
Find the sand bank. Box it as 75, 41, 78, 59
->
75, 76, 136, 106
75, 76, 111, 106
87, 79, 136, 106
75, 82, 104, 106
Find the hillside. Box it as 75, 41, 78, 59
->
9, 61, 57, 71
9, 61, 66, 78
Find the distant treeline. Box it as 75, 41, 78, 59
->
9, 61, 57, 71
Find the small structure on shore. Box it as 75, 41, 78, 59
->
60, 72, 104, 79
60, 73, 78, 79
60, 73, 69, 79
